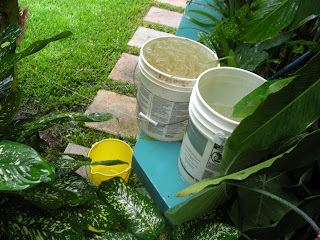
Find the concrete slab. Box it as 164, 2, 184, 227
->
144, 7, 183, 29
64, 143, 90, 179
85, 90, 139, 138
128, 27, 174, 48
108, 53, 139, 86
156, 0, 187, 8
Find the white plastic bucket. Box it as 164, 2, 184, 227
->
136, 36, 219, 142
178, 67, 266, 185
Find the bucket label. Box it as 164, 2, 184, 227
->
179, 120, 225, 184
137, 82, 189, 140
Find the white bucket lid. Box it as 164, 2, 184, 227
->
140, 36, 219, 88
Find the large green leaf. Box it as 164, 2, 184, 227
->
0, 31, 72, 80
231, 77, 294, 118
289, 0, 320, 30
98, 177, 164, 240
228, 52, 320, 151
165, 184, 231, 225
0, 90, 22, 123
87, 231, 138, 240
172, 221, 242, 240
246, 195, 320, 239
1, 112, 115, 142
233, 172, 299, 230
17, 173, 98, 210
0, 202, 85, 240
57, 199, 118, 232
0, 140, 54, 191
0, 21, 21, 59
240, 0, 299, 42
176, 146, 293, 197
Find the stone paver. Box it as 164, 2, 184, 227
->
85, 90, 139, 138
128, 27, 174, 48
144, 7, 183, 29
156, 0, 187, 8
64, 143, 90, 179
108, 53, 139, 86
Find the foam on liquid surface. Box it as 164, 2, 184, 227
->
143, 38, 218, 79
209, 103, 243, 122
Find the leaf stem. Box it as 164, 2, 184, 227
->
227, 182, 320, 235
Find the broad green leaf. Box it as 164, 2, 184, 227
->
0, 90, 22, 122
172, 220, 242, 240
0, 140, 54, 191
18, 173, 98, 210
0, 31, 72, 80
0, 202, 85, 240
240, 0, 299, 42
98, 177, 164, 240
0, 21, 21, 59
57, 199, 118, 232
88, 231, 138, 240
176, 146, 293, 197
228, 52, 320, 151
184, 14, 215, 28
231, 77, 294, 118
1, 112, 115, 142
165, 184, 231, 225
0, 72, 13, 99
289, 0, 320, 30
246, 196, 320, 239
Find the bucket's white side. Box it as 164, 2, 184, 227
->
136, 58, 193, 141
178, 67, 266, 185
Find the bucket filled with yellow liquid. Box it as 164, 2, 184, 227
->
88, 139, 133, 184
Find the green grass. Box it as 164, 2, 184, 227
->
18, 0, 153, 114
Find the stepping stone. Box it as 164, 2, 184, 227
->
64, 143, 90, 179
156, 0, 187, 8
85, 90, 139, 138
144, 7, 183, 29
128, 27, 174, 48
108, 53, 140, 86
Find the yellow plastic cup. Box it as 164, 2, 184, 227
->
88, 139, 133, 184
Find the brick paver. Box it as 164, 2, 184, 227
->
128, 27, 174, 48
144, 7, 183, 29
156, 0, 187, 8
108, 53, 139, 86
85, 90, 139, 138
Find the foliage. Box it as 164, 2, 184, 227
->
167, 51, 320, 239
190, 0, 320, 78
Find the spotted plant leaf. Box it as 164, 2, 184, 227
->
87, 231, 138, 240
49, 156, 127, 176
0, 202, 85, 240
0, 90, 22, 123
0, 21, 22, 59
0, 140, 54, 191
57, 199, 118, 232
0, 31, 72, 81
17, 172, 98, 210
1, 112, 115, 142
98, 177, 165, 240
172, 220, 242, 240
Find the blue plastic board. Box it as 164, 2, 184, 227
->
176, 0, 221, 41
132, 132, 192, 213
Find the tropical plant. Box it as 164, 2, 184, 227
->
165, 39, 320, 240
0, 2, 167, 239
188, 0, 320, 78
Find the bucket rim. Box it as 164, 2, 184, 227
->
88, 139, 133, 176
140, 36, 219, 82
195, 66, 267, 125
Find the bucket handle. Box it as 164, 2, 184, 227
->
212, 132, 225, 146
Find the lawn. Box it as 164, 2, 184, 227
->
16, 0, 170, 148
18, 0, 153, 115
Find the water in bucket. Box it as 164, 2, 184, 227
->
178, 67, 266, 185
137, 36, 219, 142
